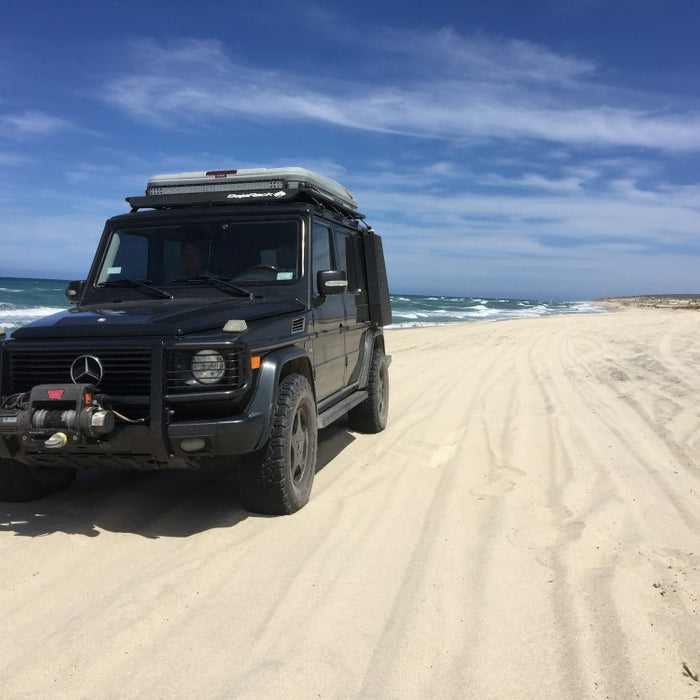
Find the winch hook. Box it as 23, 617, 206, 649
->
44, 432, 68, 449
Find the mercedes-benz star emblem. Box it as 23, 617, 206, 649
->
70, 355, 104, 385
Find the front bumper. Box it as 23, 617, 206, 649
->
0, 410, 266, 470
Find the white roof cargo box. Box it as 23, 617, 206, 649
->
144, 167, 358, 212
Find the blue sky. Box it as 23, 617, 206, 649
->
2, 0, 700, 299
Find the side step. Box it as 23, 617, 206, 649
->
317, 391, 368, 429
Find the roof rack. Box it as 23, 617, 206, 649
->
126, 167, 361, 217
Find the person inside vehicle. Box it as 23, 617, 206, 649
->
181, 240, 207, 277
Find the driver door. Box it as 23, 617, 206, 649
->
311, 222, 346, 400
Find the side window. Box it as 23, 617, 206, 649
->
334, 230, 362, 293
334, 231, 347, 274
348, 235, 361, 292
312, 223, 333, 293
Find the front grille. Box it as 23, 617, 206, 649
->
165, 347, 248, 394
7, 348, 152, 396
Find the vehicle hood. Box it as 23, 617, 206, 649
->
10, 297, 305, 339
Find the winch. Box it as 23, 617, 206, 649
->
15, 384, 115, 449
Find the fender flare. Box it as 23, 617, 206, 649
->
248, 346, 313, 450
357, 330, 386, 389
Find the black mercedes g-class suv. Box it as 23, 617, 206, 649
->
0, 167, 391, 514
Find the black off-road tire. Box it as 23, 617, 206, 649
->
238, 374, 318, 515
348, 347, 389, 433
0, 458, 77, 502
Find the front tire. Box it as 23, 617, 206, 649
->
0, 459, 76, 502
348, 347, 389, 433
238, 374, 318, 515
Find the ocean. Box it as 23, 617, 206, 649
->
0, 276, 607, 335
0, 277, 70, 334
389, 294, 607, 327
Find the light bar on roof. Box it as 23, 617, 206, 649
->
147, 180, 284, 195
145, 167, 358, 211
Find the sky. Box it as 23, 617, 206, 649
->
2, 0, 700, 300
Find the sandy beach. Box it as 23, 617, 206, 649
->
1, 305, 699, 699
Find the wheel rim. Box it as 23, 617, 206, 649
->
290, 404, 310, 485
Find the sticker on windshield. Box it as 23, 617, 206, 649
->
108, 267, 122, 274
276, 272, 293, 280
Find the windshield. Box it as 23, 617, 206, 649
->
96, 219, 301, 287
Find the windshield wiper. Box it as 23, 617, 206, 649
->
98, 278, 173, 300
171, 275, 253, 299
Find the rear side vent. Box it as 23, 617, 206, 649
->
292, 317, 306, 334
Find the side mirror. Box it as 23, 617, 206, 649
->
317, 270, 348, 296
65, 280, 85, 304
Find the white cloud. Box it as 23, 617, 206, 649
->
0, 110, 72, 138
476, 172, 586, 193
345, 162, 700, 279
378, 27, 596, 85
101, 35, 700, 151
0, 150, 28, 166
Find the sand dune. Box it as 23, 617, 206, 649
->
1, 307, 699, 698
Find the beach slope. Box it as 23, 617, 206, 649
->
1, 307, 699, 698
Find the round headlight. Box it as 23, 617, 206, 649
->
191, 350, 226, 385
